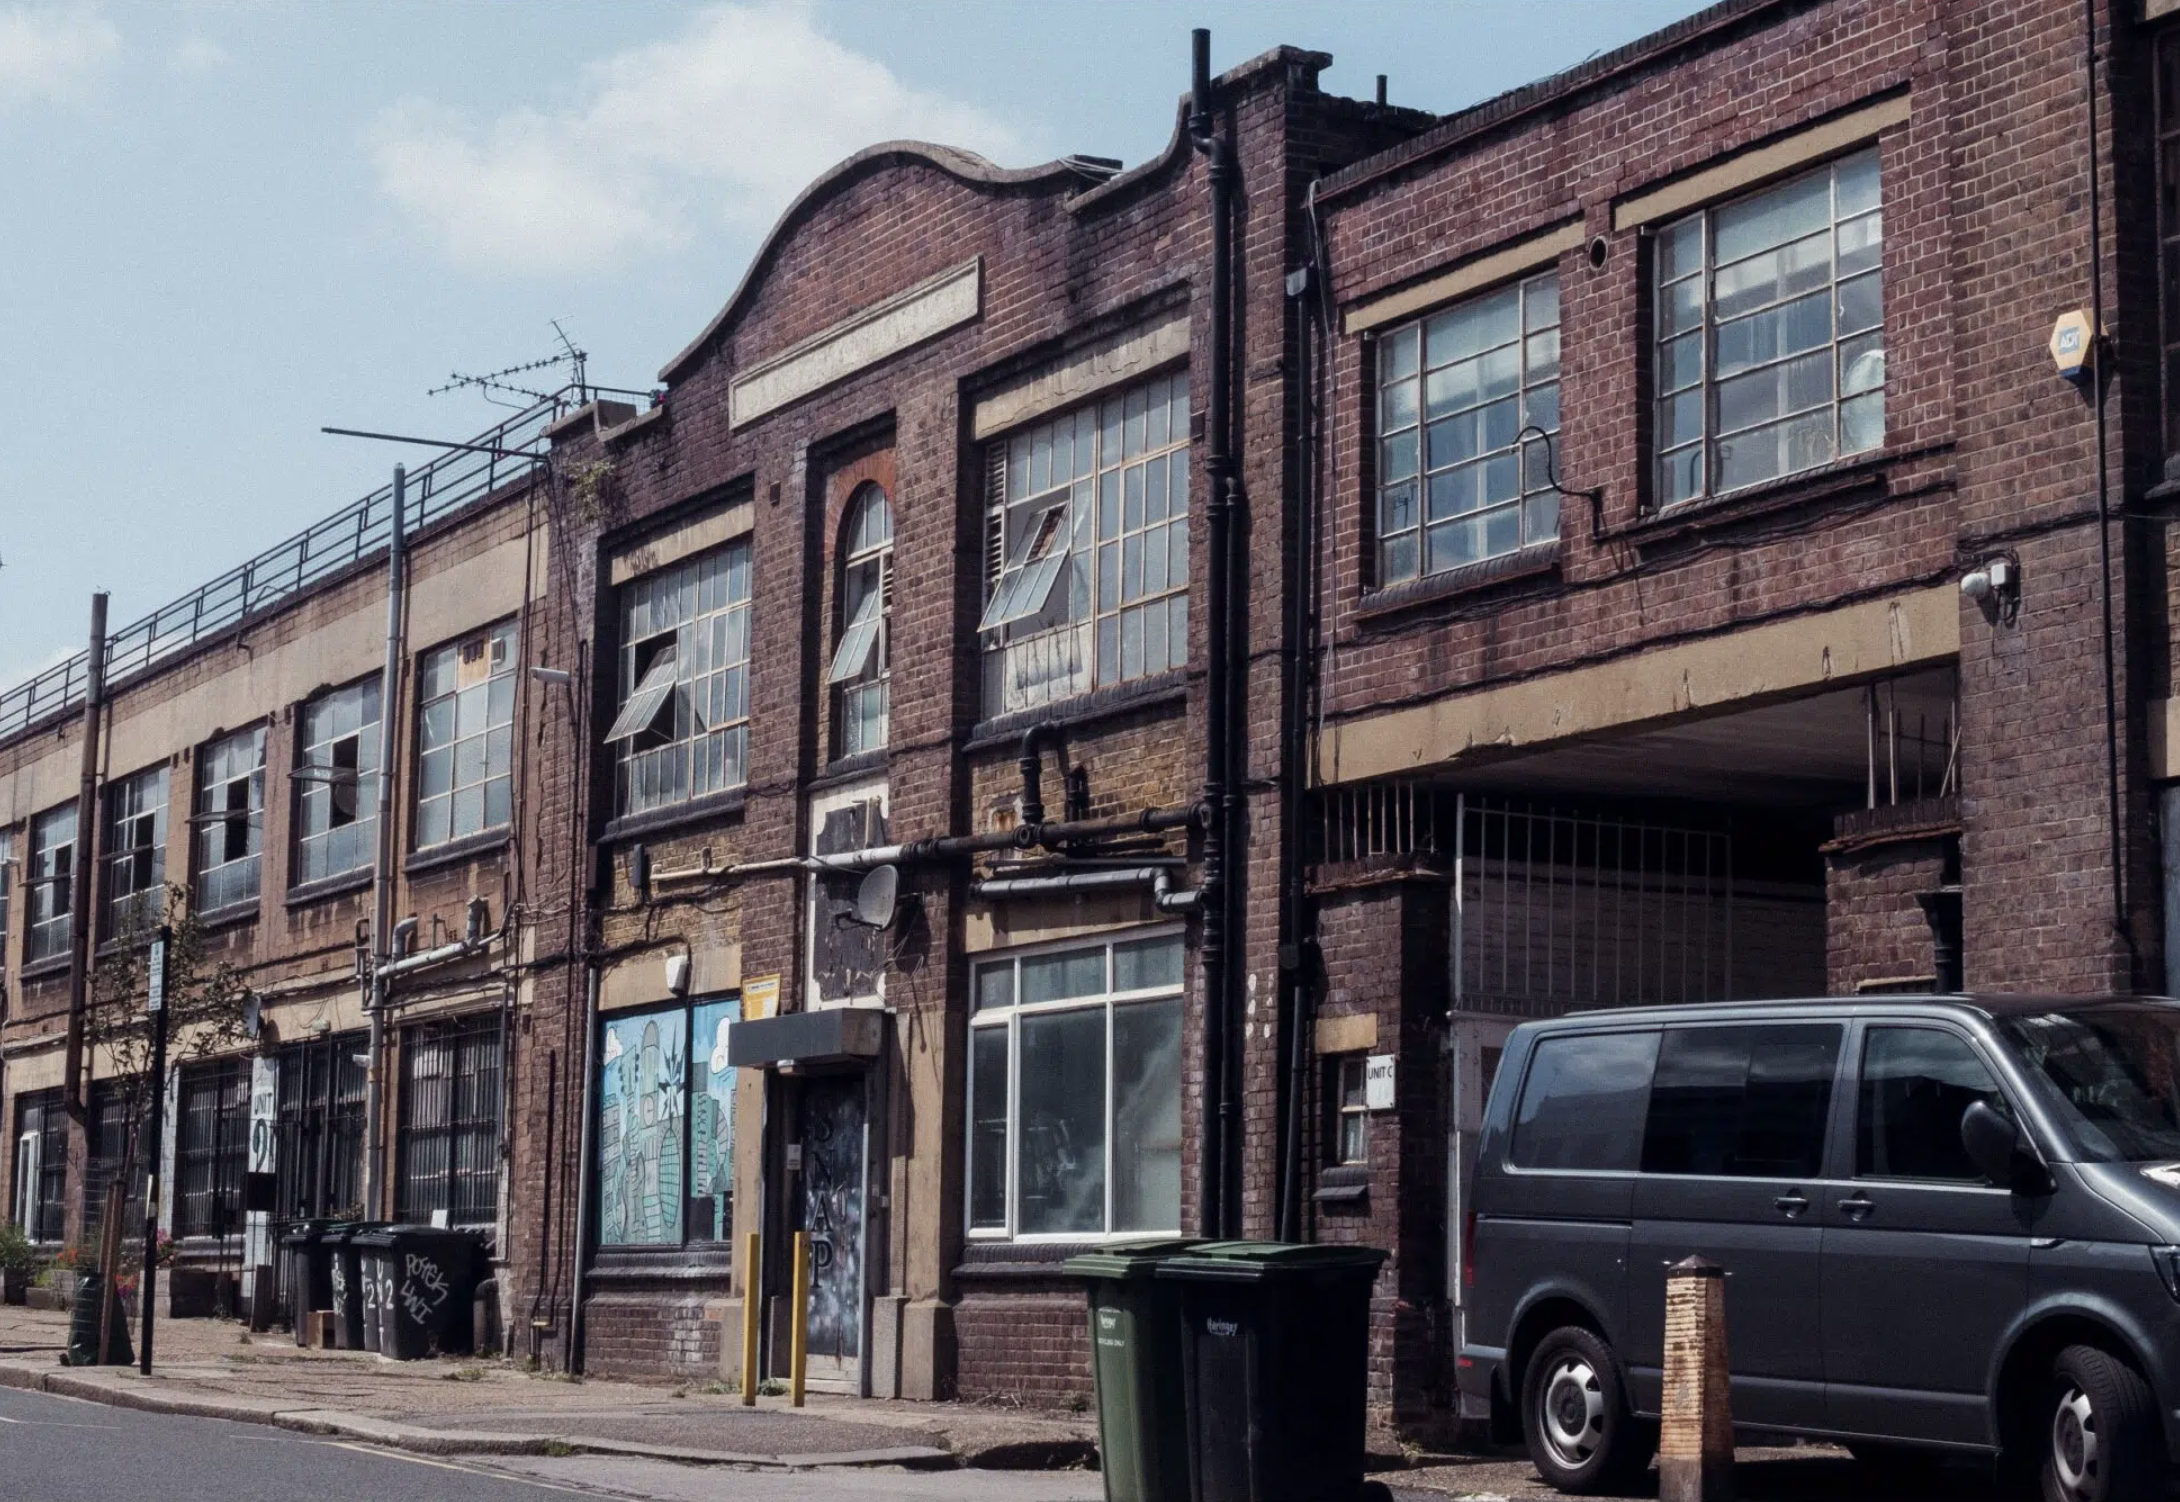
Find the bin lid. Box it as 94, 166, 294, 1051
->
1155, 1240, 1389, 1282
1061, 1238, 1202, 1281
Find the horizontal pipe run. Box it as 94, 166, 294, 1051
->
972, 865, 1202, 912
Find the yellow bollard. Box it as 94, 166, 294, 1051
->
789, 1231, 810, 1408
740, 1231, 761, 1407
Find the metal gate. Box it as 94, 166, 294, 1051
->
1453, 796, 1736, 1017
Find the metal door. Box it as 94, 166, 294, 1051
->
1446, 1013, 1516, 1338
797, 1074, 866, 1388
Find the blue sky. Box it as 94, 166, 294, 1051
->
0, 0, 1709, 689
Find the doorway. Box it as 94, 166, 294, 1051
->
796, 1073, 867, 1391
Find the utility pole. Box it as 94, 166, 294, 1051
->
60, 591, 108, 1247
360, 467, 405, 1219
138, 925, 171, 1375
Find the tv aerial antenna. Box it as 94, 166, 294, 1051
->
429, 321, 590, 409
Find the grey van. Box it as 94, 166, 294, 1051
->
1459, 996, 2180, 1502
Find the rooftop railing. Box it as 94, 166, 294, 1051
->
0, 387, 586, 744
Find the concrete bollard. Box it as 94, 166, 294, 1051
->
1659, 1255, 1733, 1502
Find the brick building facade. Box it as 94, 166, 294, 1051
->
5, 0, 2179, 1437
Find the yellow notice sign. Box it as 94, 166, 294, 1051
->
743, 975, 781, 1020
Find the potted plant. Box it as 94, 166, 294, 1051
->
0, 1221, 34, 1305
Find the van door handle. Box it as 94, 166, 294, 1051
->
1773, 1192, 1809, 1216
1838, 1193, 1875, 1221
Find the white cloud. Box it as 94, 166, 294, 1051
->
366, 1, 1035, 277
0, 3, 119, 108
168, 35, 230, 75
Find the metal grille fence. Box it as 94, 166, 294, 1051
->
1455, 797, 1734, 1017
396, 1012, 504, 1229
0, 390, 580, 743
177, 1058, 248, 1239
274, 1033, 367, 1221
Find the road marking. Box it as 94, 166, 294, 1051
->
327, 1443, 603, 1497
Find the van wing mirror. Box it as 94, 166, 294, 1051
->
1961, 1099, 2052, 1193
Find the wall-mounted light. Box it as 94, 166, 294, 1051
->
1961, 555, 2021, 625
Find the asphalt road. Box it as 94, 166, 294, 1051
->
0, 1384, 1112, 1502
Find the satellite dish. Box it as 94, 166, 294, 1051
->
853, 865, 900, 929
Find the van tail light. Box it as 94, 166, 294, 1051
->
2151, 1246, 2180, 1304
1462, 1209, 1478, 1289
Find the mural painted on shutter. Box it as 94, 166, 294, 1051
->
688, 997, 740, 1242
597, 1010, 686, 1246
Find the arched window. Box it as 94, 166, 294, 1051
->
828, 483, 893, 756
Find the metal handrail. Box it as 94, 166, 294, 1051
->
0, 388, 583, 744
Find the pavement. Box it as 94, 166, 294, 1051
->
0, 1301, 1095, 1472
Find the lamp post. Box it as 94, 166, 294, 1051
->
138, 925, 172, 1374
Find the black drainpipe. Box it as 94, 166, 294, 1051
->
1190, 26, 1239, 1240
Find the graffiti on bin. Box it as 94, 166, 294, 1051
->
330, 1258, 347, 1305
400, 1252, 450, 1324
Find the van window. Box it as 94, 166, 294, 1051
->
1640, 1024, 1842, 1177
1857, 1026, 2006, 1181
1510, 1031, 1660, 1171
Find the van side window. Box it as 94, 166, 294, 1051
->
1640, 1024, 1842, 1178
1510, 1031, 1660, 1171
1857, 1027, 2006, 1182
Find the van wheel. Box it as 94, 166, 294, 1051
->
2041, 1344, 2163, 1502
1521, 1325, 1646, 1494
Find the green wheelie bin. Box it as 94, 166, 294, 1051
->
1156, 1241, 1389, 1502
1063, 1239, 1199, 1502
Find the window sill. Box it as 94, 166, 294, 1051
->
587, 1244, 739, 1282
16, 955, 70, 984
965, 671, 1189, 753
1620, 437, 1955, 549
954, 1240, 1105, 1280
285, 869, 374, 910
192, 901, 260, 935
601, 788, 748, 845
404, 829, 510, 877
812, 748, 889, 791
1354, 542, 1561, 622
1313, 1164, 1371, 1204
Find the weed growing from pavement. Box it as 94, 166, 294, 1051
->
445, 1367, 486, 1382
757, 1378, 789, 1396
542, 1441, 577, 1458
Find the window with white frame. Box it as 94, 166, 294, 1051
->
1655, 149, 1884, 506
980, 372, 1190, 716
26, 805, 75, 965
827, 486, 892, 759
416, 619, 517, 848
1377, 272, 1561, 584
0, 826, 13, 979
1330, 1056, 1370, 1166
102, 765, 167, 939
967, 931, 1184, 1239
606, 542, 752, 817
294, 678, 380, 886
194, 726, 264, 915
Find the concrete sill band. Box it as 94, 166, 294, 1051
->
0, 1361, 958, 1471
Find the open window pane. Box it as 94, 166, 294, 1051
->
978, 506, 1071, 632
826, 588, 883, 686
604, 649, 679, 743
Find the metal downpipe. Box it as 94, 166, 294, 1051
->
362, 467, 405, 1218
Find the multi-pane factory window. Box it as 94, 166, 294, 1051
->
26, 805, 75, 965
11, 1089, 66, 1242
980, 372, 1190, 716
416, 620, 517, 848
397, 1012, 504, 1229
102, 765, 167, 939
274, 1033, 366, 1221
84, 1081, 149, 1250
607, 543, 752, 817
827, 486, 892, 759
1655, 149, 1884, 505
293, 678, 380, 886
176, 1057, 248, 1239
194, 726, 264, 915
1376, 272, 1561, 583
